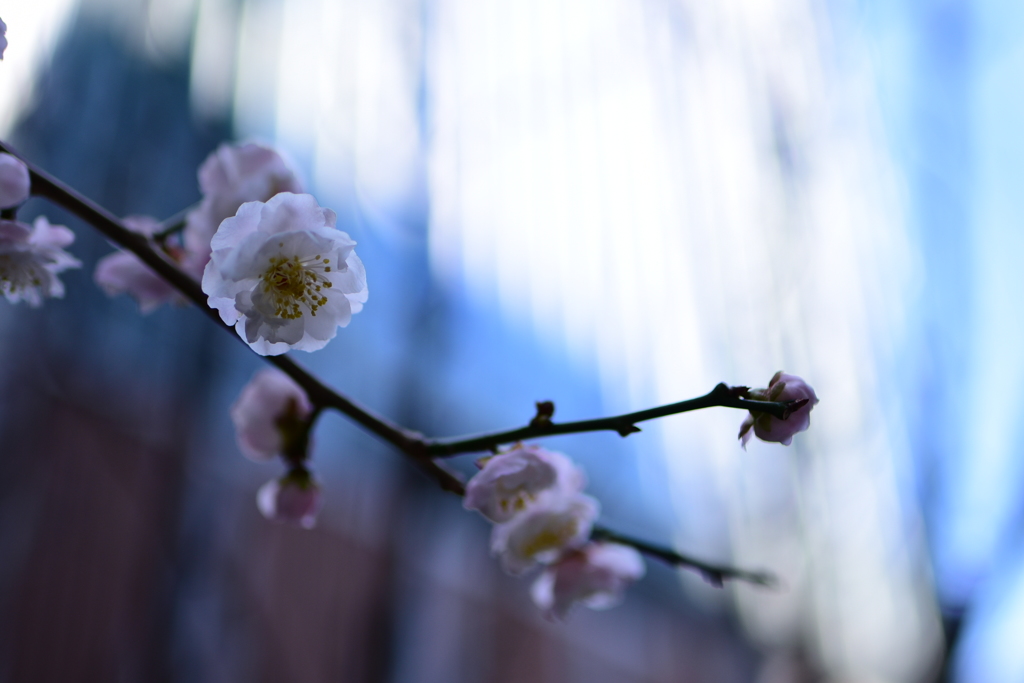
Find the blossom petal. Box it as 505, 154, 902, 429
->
0, 153, 30, 208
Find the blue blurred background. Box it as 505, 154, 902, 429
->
0, 0, 1020, 680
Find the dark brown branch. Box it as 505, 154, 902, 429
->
426, 383, 802, 456
1, 140, 777, 588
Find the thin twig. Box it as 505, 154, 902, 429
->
1, 140, 777, 588
426, 383, 801, 456
591, 527, 777, 588
151, 203, 196, 243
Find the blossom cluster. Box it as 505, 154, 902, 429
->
228, 370, 648, 619
91, 142, 367, 356
464, 444, 645, 619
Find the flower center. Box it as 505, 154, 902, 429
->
498, 488, 536, 514
521, 517, 579, 558
0, 253, 45, 294
259, 253, 334, 320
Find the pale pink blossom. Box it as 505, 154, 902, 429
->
231, 368, 313, 461
464, 445, 586, 523
739, 371, 819, 447
94, 216, 185, 313
0, 216, 80, 306
491, 492, 599, 575
202, 192, 368, 355
0, 153, 29, 208
530, 542, 646, 619
183, 142, 303, 269
0, 18, 7, 60
257, 470, 321, 528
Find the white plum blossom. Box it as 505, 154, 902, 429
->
491, 492, 599, 575
257, 469, 321, 529
464, 444, 586, 523
202, 192, 367, 355
0, 18, 7, 60
231, 368, 313, 461
0, 153, 29, 208
94, 216, 185, 312
530, 542, 646, 620
739, 371, 819, 448
0, 216, 80, 306
183, 142, 303, 269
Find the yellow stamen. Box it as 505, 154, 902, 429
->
259, 254, 335, 320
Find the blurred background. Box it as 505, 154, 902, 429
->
0, 0, 1019, 680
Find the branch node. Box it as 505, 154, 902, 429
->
529, 400, 555, 428
616, 423, 642, 437
781, 398, 809, 419
727, 384, 751, 399
701, 570, 725, 588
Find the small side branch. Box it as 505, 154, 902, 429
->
427, 383, 801, 456
591, 527, 777, 588
151, 204, 196, 243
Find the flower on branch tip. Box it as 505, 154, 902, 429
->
184, 142, 303, 269
530, 542, 646, 620
202, 192, 367, 355
231, 368, 313, 461
464, 444, 586, 523
0, 153, 29, 208
94, 216, 186, 313
738, 371, 819, 448
491, 491, 599, 575
0, 216, 80, 306
257, 468, 321, 529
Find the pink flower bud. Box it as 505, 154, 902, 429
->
94, 216, 183, 313
183, 142, 303, 269
738, 371, 819, 447
0, 153, 30, 208
530, 542, 646, 620
230, 369, 313, 461
464, 444, 586, 523
257, 470, 321, 529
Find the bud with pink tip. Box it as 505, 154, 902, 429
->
738, 371, 819, 447
530, 542, 646, 620
0, 153, 30, 208
257, 468, 321, 529
464, 444, 586, 523
231, 368, 313, 461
